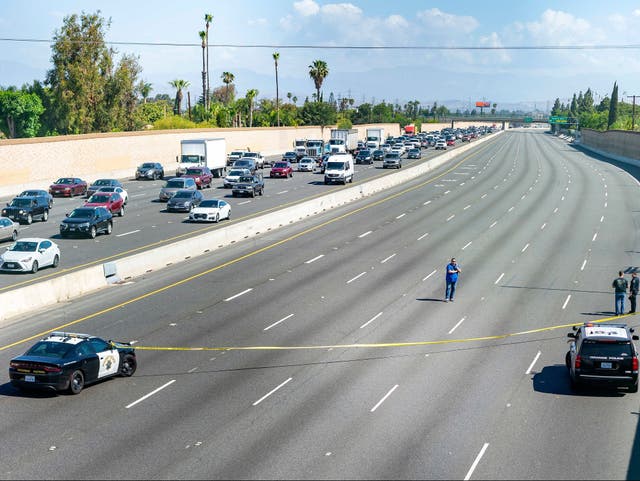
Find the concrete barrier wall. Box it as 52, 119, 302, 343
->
581, 129, 640, 162
0, 130, 502, 324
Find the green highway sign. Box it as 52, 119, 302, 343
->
524, 117, 533, 123
549, 116, 568, 123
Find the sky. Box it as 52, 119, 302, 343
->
2, 1, 640, 112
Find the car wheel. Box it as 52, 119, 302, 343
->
119, 205, 125, 217
69, 370, 84, 394
565, 352, 571, 369
630, 382, 638, 393
42, 210, 49, 222
26, 214, 33, 225
89, 226, 97, 239
11, 230, 17, 241
106, 222, 112, 235
214, 213, 219, 223
153, 172, 158, 180
31, 260, 39, 273
250, 190, 255, 198
119, 354, 137, 377
52, 254, 59, 268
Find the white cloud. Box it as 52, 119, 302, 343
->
633, 9, 640, 17
293, 0, 320, 17
320, 3, 363, 22
525, 9, 592, 44
385, 14, 409, 29
416, 8, 478, 33
478, 32, 511, 64
248, 18, 268, 26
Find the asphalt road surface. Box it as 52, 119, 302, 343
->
2, 129, 640, 479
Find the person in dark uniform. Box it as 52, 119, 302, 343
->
613, 271, 628, 316
629, 272, 639, 314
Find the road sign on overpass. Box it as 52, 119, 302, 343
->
549, 116, 568, 124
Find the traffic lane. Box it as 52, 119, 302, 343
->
0, 140, 488, 290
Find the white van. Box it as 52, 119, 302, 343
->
324, 153, 354, 185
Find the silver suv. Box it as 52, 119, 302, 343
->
159, 177, 197, 202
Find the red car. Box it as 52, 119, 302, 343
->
270, 161, 293, 178
49, 177, 88, 197
446, 138, 456, 146
83, 192, 125, 216
183, 167, 213, 189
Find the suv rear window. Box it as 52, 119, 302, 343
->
580, 340, 633, 357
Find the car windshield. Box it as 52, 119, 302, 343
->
228, 170, 245, 177
238, 176, 254, 182
386, 154, 400, 159
243, 153, 258, 158
273, 163, 288, 168
185, 168, 203, 175
165, 180, 185, 188
67, 208, 94, 219
326, 162, 345, 170
230, 151, 245, 156
141, 163, 156, 168
9, 198, 32, 207
234, 161, 251, 166
55, 178, 74, 184
20, 191, 42, 197
97, 187, 116, 193
199, 200, 220, 208
87, 195, 111, 203
10, 241, 38, 252
285, 152, 296, 156
581, 340, 633, 357
93, 180, 110, 186
173, 191, 193, 198
25, 341, 75, 359
300, 158, 313, 163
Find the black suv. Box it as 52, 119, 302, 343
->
60, 207, 113, 238
566, 322, 639, 392
1, 196, 50, 224
136, 162, 164, 180
355, 149, 373, 164
232, 174, 264, 197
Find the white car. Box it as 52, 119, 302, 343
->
435, 140, 447, 150
95, 186, 128, 204
188, 199, 231, 223
224, 168, 251, 188
298, 157, 317, 172
0, 238, 60, 273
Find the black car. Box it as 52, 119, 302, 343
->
60, 206, 113, 238
566, 322, 639, 392
18, 190, 54, 209
2, 196, 50, 225
136, 162, 164, 180
372, 149, 385, 161
232, 174, 265, 197
355, 149, 373, 164
282, 151, 298, 163
166, 189, 204, 212
9, 332, 136, 394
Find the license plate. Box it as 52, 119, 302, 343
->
601, 362, 613, 369
6, 263, 15, 268
24, 375, 35, 382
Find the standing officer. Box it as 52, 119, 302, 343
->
612, 271, 628, 316
445, 258, 461, 302
629, 272, 639, 314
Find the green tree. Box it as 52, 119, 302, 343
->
246, 89, 258, 127
0, 89, 44, 138
199, 31, 207, 108
221, 72, 235, 104
308, 60, 329, 103
273, 52, 280, 126
169, 79, 190, 115
204, 13, 213, 109
608, 81, 618, 129
138, 81, 153, 104
299, 100, 336, 126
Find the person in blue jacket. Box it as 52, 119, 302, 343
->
445, 258, 461, 302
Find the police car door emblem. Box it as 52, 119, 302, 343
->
103, 355, 115, 370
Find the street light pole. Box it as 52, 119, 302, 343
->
627, 95, 639, 130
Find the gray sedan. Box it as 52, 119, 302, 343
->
0, 217, 18, 242
159, 177, 197, 202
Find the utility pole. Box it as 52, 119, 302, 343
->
627, 95, 639, 130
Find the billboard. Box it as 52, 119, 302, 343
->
475, 101, 491, 108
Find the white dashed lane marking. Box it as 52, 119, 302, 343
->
305, 254, 324, 264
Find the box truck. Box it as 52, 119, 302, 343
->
365, 128, 384, 150
177, 138, 226, 178
329, 129, 358, 154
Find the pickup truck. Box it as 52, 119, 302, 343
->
232, 174, 265, 198
240, 151, 266, 168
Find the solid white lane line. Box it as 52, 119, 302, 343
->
253, 377, 292, 406
359, 230, 372, 238
116, 229, 141, 237
464, 443, 489, 481
489, 221, 497, 229
446, 214, 455, 222
525, 351, 542, 375
462, 241, 472, 250
417, 232, 429, 241
592, 233, 598, 242
481, 193, 487, 199
224, 288, 253, 302
423, 200, 431, 205
522, 243, 529, 252
448, 317, 466, 335
264, 313, 294, 331
464, 205, 471, 210
581, 259, 587, 271
396, 213, 406, 219
360, 312, 383, 329
540, 223, 546, 230
370, 384, 399, 412
126, 380, 176, 409
381, 253, 396, 264
305, 254, 324, 264
495, 273, 505, 285
423, 269, 437, 281
238, 200, 251, 205
347, 272, 367, 284
562, 294, 571, 310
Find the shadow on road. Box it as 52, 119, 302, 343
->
533, 364, 625, 397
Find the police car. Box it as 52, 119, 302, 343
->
566, 323, 639, 392
9, 332, 136, 394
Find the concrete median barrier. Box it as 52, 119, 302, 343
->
0, 132, 502, 324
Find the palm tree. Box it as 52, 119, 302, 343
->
221, 71, 235, 105
169, 79, 190, 115
204, 13, 213, 109
199, 31, 207, 107
293, 95, 298, 105
246, 89, 258, 127
138, 81, 153, 104
287, 92, 292, 103
273, 52, 280, 126
308, 60, 329, 103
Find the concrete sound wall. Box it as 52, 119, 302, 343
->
580, 129, 640, 166
0, 130, 502, 324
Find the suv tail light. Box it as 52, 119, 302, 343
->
575, 355, 581, 369
633, 356, 638, 371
